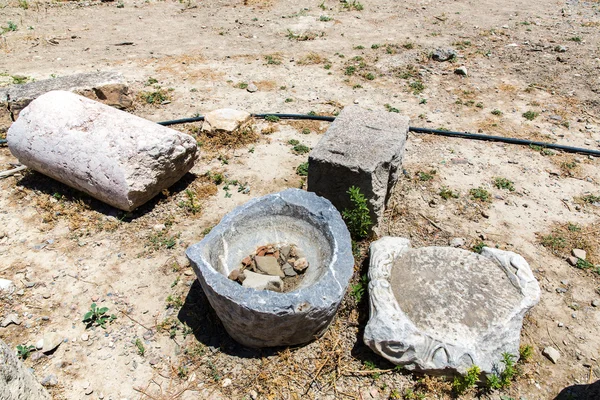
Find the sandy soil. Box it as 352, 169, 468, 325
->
1, 0, 600, 399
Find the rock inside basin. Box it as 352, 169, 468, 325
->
186, 189, 354, 348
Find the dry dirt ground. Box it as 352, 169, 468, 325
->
1, 0, 600, 399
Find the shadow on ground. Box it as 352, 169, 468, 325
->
555, 380, 600, 400
17, 170, 196, 220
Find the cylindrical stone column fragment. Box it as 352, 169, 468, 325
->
8, 90, 197, 211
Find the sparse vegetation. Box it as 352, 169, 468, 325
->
384, 103, 399, 113
439, 187, 459, 200
139, 89, 169, 105
522, 110, 538, 121
83, 303, 117, 329
470, 187, 491, 202
342, 186, 372, 239
265, 115, 280, 122
16, 344, 35, 360
491, 109, 503, 116
296, 162, 308, 176
493, 177, 515, 191
417, 170, 436, 181
135, 338, 145, 356
292, 143, 310, 154
472, 241, 486, 253
409, 80, 425, 95
350, 275, 368, 302
453, 365, 480, 395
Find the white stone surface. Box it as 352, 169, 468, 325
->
242, 270, 283, 291
364, 237, 541, 375
7, 91, 197, 211
202, 108, 250, 133
0, 339, 51, 400
0, 278, 15, 293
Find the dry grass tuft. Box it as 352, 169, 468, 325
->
538, 220, 600, 265
282, 119, 328, 134
296, 52, 327, 65
187, 124, 259, 154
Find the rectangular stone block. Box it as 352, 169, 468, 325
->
8, 91, 197, 211
307, 105, 409, 227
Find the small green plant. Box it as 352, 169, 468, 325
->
140, 89, 168, 105
499, 352, 516, 386
319, 15, 332, 21
403, 42, 414, 49
403, 389, 426, 400
453, 365, 480, 395
493, 177, 515, 191
417, 170, 436, 181
18, 0, 28, 9
235, 82, 248, 89
285, 97, 293, 103
265, 115, 280, 122
288, 139, 300, 146
576, 259, 595, 270
16, 344, 35, 360
265, 55, 281, 65
581, 194, 600, 204
470, 187, 491, 202
342, 186, 372, 239
439, 187, 458, 200
519, 344, 533, 362
324, 63, 332, 70
296, 162, 308, 176
486, 373, 502, 390
135, 338, 145, 356
292, 144, 310, 154
384, 103, 399, 113
178, 189, 202, 214
354, 45, 364, 49
472, 241, 486, 254
350, 275, 368, 302
409, 80, 425, 95
569, 36, 582, 42
345, 65, 356, 75
491, 109, 503, 116
83, 303, 116, 329
318, 0, 326, 10
522, 110, 538, 121
147, 231, 180, 250
341, 0, 363, 11
166, 295, 184, 309
364, 72, 375, 80
145, 77, 158, 86
540, 234, 566, 252
2, 21, 18, 33
567, 223, 581, 232
301, 128, 311, 135
363, 360, 381, 379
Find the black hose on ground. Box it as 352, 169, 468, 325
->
156, 113, 600, 157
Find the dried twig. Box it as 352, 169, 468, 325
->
0, 165, 26, 179
119, 309, 152, 331
418, 213, 444, 231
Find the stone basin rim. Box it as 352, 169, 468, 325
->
186, 189, 354, 311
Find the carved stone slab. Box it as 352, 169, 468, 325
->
364, 237, 540, 375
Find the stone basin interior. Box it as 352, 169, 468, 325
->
205, 203, 334, 292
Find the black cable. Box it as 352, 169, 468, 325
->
408, 127, 600, 157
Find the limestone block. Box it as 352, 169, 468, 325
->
202, 108, 251, 134
0, 339, 51, 400
8, 91, 197, 211
186, 189, 354, 348
364, 237, 540, 375
307, 105, 408, 228
0, 72, 133, 122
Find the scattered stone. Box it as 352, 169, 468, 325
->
431, 48, 457, 62
148, 357, 159, 366
449, 238, 466, 247
186, 189, 354, 348
221, 378, 232, 388
567, 256, 579, 266
242, 270, 283, 292
40, 374, 58, 387
308, 105, 408, 230
282, 263, 297, 277
0, 71, 133, 122
1, 313, 21, 328
543, 346, 561, 364
8, 91, 198, 211
255, 256, 285, 278
481, 210, 490, 218
85, 388, 94, 395
143, 330, 154, 340
364, 237, 541, 375
555, 45, 567, 52
592, 300, 599, 307
41, 332, 64, 353
81, 333, 89, 341
572, 249, 587, 260
36, 339, 44, 350
0, 278, 15, 293
153, 224, 166, 232
246, 83, 258, 93
228, 269, 244, 282
454, 66, 468, 76
249, 390, 258, 400
202, 108, 251, 134
292, 257, 308, 273
1, 339, 52, 398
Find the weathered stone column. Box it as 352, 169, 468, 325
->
8, 90, 197, 211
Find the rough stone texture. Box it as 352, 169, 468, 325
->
543, 346, 561, 364
0, 71, 133, 124
202, 108, 251, 134
364, 237, 540, 375
0, 339, 51, 400
8, 91, 197, 211
307, 105, 408, 228
186, 189, 353, 348
242, 270, 283, 291
572, 248, 587, 260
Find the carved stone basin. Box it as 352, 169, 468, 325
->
186, 189, 354, 348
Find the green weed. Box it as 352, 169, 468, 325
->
16, 344, 35, 360
470, 187, 491, 202
493, 177, 515, 191
522, 110, 538, 121
453, 365, 480, 395
178, 189, 202, 214
350, 275, 368, 303
265, 115, 280, 122
135, 338, 145, 356
342, 186, 372, 239
439, 187, 458, 200
292, 144, 310, 154
296, 162, 309, 176
83, 303, 116, 329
